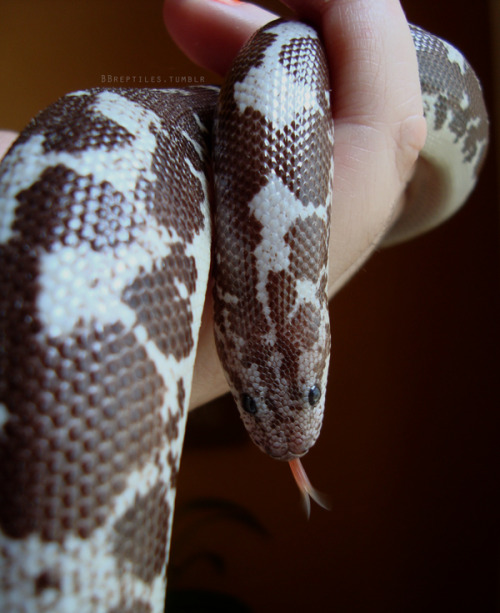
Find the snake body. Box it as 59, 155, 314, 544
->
0, 18, 488, 613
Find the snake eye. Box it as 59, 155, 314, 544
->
308, 385, 321, 407
241, 393, 258, 414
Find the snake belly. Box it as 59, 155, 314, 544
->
0, 17, 488, 613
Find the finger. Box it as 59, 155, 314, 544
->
163, 0, 277, 76
0, 131, 17, 161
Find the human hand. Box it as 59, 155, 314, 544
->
163, 0, 426, 408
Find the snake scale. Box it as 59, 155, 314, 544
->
0, 16, 488, 613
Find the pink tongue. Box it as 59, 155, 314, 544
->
288, 458, 330, 518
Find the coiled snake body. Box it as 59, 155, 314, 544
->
0, 19, 488, 613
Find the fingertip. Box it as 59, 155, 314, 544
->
163, 0, 277, 75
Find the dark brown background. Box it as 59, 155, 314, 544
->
1, 1, 498, 611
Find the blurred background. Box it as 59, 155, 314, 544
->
1, 0, 498, 611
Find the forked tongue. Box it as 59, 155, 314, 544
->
289, 458, 330, 518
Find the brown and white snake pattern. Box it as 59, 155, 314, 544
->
0, 18, 488, 613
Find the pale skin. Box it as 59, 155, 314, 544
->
0, 0, 427, 412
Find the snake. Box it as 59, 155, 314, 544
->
0, 16, 488, 613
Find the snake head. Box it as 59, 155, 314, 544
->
221, 325, 331, 461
